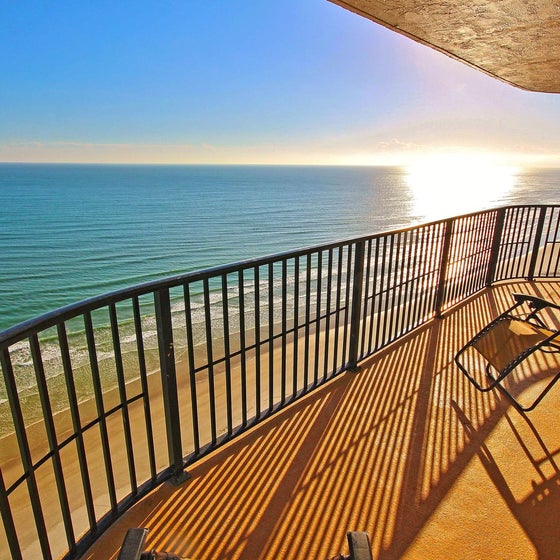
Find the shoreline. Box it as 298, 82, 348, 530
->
0, 315, 348, 559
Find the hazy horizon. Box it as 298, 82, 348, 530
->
2, 1, 560, 168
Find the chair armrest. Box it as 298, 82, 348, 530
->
117, 528, 149, 560
512, 293, 560, 312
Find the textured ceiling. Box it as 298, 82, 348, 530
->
329, 0, 560, 93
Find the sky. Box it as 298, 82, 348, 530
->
1, 0, 560, 167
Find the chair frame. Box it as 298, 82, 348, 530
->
455, 293, 560, 412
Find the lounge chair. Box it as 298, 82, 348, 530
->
118, 529, 374, 560
455, 293, 560, 411
117, 528, 183, 560
347, 531, 373, 560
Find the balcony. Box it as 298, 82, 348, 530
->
84, 279, 560, 560
1, 205, 560, 559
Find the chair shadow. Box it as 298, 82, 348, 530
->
452, 401, 560, 560
380, 280, 560, 559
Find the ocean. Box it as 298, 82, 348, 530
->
1, 163, 560, 333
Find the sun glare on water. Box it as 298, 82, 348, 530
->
405, 154, 520, 221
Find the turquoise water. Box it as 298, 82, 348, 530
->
1, 163, 559, 332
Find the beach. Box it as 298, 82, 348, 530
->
0, 312, 350, 559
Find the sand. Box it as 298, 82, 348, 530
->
0, 318, 347, 560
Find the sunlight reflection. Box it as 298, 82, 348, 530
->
405, 154, 520, 221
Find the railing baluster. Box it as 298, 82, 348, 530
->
333, 246, 345, 370
381, 235, 395, 344
154, 288, 187, 483
342, 245, 353, 362
268, 262, 275, 411
292, 256, 300, 396
516, 207, 534, 277
428, 222, 442, 315
1, 348, 51, 559
360, 240, 372, 357
347, 240, 365, 372
202, 279, 217, 446
499, 208, 514, 280
281, 259, 288, 404
323, 249, 333, 380
472, 213, 493, 291
313, 251, 323, 384
30, 333, 76, 552
109, 304, 137, 494
547, 209, 560, 275
184, 283, 200, 455
494, 208, 511, 280
516, 206, 530, 278
132, 297, 157, 481
400, 229, 414, 336
84, 313, 117, 516
463, 216, 476, 297
417, 228, 429, 326
408, 229, 421, 329
388, 232, 402, 340
375, 237, 387, 351
238, 270, 248, 426
541, 209, 557, 275
221, 274, 233, 436
57, 322, 97, 533
368, 238, 380, 352
304, 254, 312, 389
528, 206, 548, 280
254, 266, 262, 418
0, 467, 22, 560
434, 218, 454, 317
451, 217, 467, 301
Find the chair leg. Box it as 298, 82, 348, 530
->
455, 347, 502, 393
493, 370, 560, 412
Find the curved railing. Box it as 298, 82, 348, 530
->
1, 205, 559, 559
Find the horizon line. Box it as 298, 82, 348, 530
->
1, 160, 560, 170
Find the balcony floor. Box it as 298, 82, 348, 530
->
82, 280, 560, 560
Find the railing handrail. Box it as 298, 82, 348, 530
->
2, 203, 552, 347
1, 203, 560, 560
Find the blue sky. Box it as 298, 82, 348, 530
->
1, 0, 560, 165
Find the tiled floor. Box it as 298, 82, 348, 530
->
82, 280, 560, 560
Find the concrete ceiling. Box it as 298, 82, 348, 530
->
329, 0, 560, 93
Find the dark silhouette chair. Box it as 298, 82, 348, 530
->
330, 531, 374, 560
119, 529, 374, 560
117, 528, 182, 560
346, 531, 373, 560
455, 293, 560, 411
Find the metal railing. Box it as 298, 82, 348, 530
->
1, 205, 559, 559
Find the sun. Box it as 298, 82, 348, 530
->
405, 153, 520, 221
